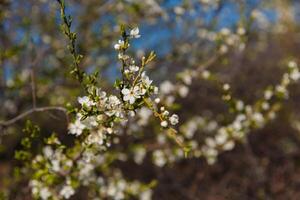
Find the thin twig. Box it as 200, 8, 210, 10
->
30, 69, 36, 108
57, 0, 85, 83
0, 106, 68, 127
196, 53, 220, 74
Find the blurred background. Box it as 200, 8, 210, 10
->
1, 0, 300, 199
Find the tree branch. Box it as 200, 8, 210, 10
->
0, 106, 69, 127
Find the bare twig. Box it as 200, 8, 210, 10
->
28, 47, 48, 108
196, 53, 220, 74
97, 0, 115, 13
30, 69, 36, 108
0, 106, 68, 127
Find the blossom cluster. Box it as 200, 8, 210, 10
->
198, 27, 246, 54
28, 136, 153, 200
66, 27, 181, 152
15, 12, 182, 197
153, 60, 300, 165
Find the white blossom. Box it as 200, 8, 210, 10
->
86, 129, 105, 145
236, 100, 244, 111
60, 185, 75, 199
129, 65, 139, 72
130, 27, 141, 38
40, 188, 51, 200
160, 121, 168, 127
114, 39, 125, 50
290, 69, 300, 81
169, 114, 179, 125
237, 27, 246, 35
141, 72, 153, 87
288, 61, 297, 69
264, 90, 273, 100
154, 98, 160, 104
181, 72, 192, 85
43, 146, 53, 158
153, 150, 166, 167
78, 96, 96, 107
51, 159, 61, 172
134, 147, 146, 164
223, 83, 230, 90
223, 140, 235, 151
122, 86, 141, 104
138, 107, 152, 126
252, 112, 264, 126
68, 119, 86, 136
202, 70, 211, 79
160, 81, 174, 94
139, 190, 152, 200
178, 85, 189, 97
